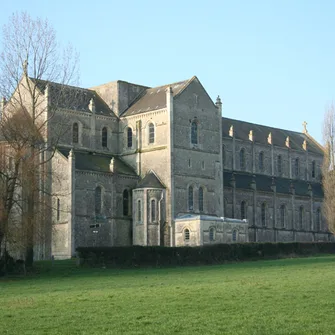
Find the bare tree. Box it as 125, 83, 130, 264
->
322, 103, 335, 235
0, 12, 79, 267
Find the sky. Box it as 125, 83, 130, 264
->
1, 0, 335, 144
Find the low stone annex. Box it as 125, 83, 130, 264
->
1, 75, 332, 260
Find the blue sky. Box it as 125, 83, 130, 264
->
2, 0, 335, 144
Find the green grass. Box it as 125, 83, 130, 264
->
1, 256, 335, 335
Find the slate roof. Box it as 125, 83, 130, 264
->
58, 148, 137, 176
30, 78, 116, 117
224, 171, 323, 198
222, 117, 323, 155
137, 171, 165, 188
122, 78, 192, 116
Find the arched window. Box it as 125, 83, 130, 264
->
137, 200, 142, 222
148, 123, 155, 144
151, 199, 156, 222
188, 186, 194, 211
299, 206, 304, 229
312, 160, 316, 178
199, 186, 204, 212
222, 145, 226, 167
123, 190, 129, 216
102, 127, 108, 147
280, 205, 285, 227
241, 201, 246, 220
277, 155, 282, 176
259, 152, 264, 172
72, 123, 79, 144
184, 228, 190, 241
232, 230, 237, 242
95, 186, 102, 215
240, 148, 246, 171
57, 198, 60, 221
295, 158, 300, 178
209, 227, 215, 241
261, 202, 266, 226
191, 121, 198, 144
316, 208, 321, 231
127, 127, 133, 148
224, 198, 228, 217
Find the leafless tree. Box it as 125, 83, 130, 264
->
0, 12, 79, 267
322, 103, 335, 235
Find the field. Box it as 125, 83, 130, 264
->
1, 256, 335, 335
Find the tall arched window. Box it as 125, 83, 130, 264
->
151, 199, 156, 222
299, 206, 304, 229
184, 228, 190, 241
57, 198, 60, 221
261, 202, 266, 226
191, 121, 198, 144
224, 198, 228, 217
127, 127, 133, 148
73, 123, 79, 144
312, 160, 316, 178
232, 230, 237, 242
316, 208, 321, 231
123, 190, 129, 216
259, 152, 264, 172
280, 205, 285, 227
241, 201, 246, 220
240, 148, 246, 171
209, 227, 215, 241
148, 123, 155, 144
95, 186, 102, 215
199, 187, 204, 212
295, 158, 300, 178
137, 200, 142, 222
222, 145, 226, 167
277, 155, 282, 176
102, 127, 108, 147
188, 186, 194, 211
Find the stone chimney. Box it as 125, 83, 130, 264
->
109, 158, 115, 173
215, 95, 222, 114
89, 98, 96, 113
249, 130, 253, 142
229, 125, 234, 137
285, 136, 290, 148
268, 132, 272, 145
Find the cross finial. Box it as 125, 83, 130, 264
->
302, 121, 308, 134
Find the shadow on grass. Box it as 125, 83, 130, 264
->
2, 254, 334, 282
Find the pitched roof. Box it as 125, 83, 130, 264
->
58, 148, 137, 176
30, 78, 116, 117
222, 117, 323, 155
137, 171, 165, 188
223, 171, 323, 198
122, 78, 192, 117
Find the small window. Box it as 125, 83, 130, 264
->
95, 186, 102, 215
316, 208, 321, 231
184, 228, 190, 241
151, 199, 156, 222
57, 198, 60, 221
199, 187, 204, 212
312, 160, 316, 178
102, 127, 108, 147
73, 123, 79, 144
241, 201, 246, 220
240, 148, 246, 171
261, 202, 266, 226
201, 161, 205, 169
123, 190, 129, 216
188, 186, 194, 211
137, 200, 142, 222
209, 227, 215, 241
148, 123, 155, 144
232, 230, 237, 242
191, 121, 198, 144
127, 127, 133, 148
299, 206, 304, 229
188, 159, 191, 168
259, 152, 264, 172
277, 155, 282, 176
280, 205, 285, 227
295, 158, 300, 178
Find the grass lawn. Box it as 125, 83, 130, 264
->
1, 256, 335, 335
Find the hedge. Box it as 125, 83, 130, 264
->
76, 242, 335, 268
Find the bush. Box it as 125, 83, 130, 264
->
76, 242, 335, 268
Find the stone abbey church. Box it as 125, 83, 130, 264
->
2, 75, 332, 259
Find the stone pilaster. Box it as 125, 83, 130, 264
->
290, 181, 296, 241
89, 98, 96, 149
271, 178, 277, 242
251, 175, 257, 241
231, 173, 236, 219
68, 149, 76, 256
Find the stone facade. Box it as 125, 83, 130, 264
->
1, 75, 332, 260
